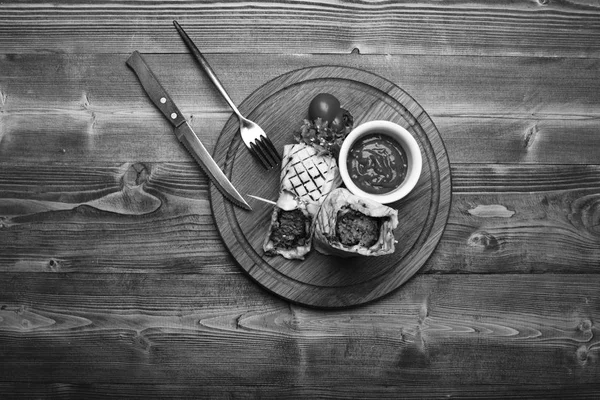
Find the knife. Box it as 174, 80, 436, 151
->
126, 51, 252, 211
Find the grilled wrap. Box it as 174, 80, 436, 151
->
263, 144, 342, 260
313, 188, 399, 257
279, 143, 342, 205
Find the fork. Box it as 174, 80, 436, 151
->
173, 21, 281, 170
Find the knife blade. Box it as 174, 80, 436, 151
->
126, 51, 252, 211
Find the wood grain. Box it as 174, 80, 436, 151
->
2, 1, 600, 395
0, 273, 598, 397
1, 1, 600, 57
2, 384, 600, 400
209, 66, 451, 307
427, 163, 600, 273
1, 163, 600, 275
2, 54, 599, 164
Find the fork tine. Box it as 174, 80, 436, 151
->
262, 136, 282, 163
256, 137, 279, 167
254, 138, 278, 169
249, 141, 272, 170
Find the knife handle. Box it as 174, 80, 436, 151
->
126, 51, 186, 128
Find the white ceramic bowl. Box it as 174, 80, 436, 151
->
338, 120, 422, 204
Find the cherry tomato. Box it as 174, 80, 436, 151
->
308, 93, 340, 123
330, 108, 354, 133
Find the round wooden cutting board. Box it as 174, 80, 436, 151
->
211, 66, 451, 308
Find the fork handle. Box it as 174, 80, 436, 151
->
173, 21, 243, 119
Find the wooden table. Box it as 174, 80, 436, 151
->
1, 1, 599, 398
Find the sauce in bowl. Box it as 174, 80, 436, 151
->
347, 133, 408, 194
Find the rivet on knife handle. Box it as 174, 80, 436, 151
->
126, 51, 186, 129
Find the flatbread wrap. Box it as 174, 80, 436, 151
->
263, 191, 313, 260
263, 144, 342, 260
313, 188, 399, 257
279, 143, 342, 205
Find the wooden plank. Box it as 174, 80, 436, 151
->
1, 54, 599, 164
2, 382, 600, 400
0, 273, 598, 394
426, 163, 600, 273
1, 163, 600, 274
0, 162, 234, 274
1, 1, 600, 57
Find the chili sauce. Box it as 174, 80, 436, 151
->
347, 134, 408, 194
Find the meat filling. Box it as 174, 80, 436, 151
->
269, 209, 309, 249
335, 209, 381, 247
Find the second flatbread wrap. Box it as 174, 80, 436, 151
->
313, 188, 399, 257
